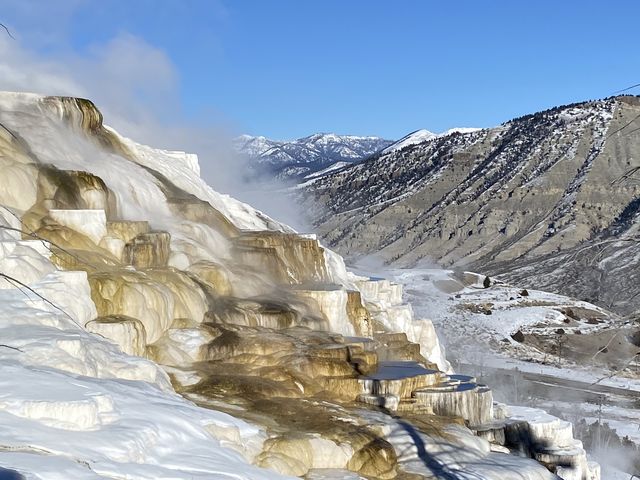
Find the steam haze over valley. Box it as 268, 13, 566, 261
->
0, 1, 638, 480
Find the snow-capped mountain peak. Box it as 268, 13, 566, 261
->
235, 132, 392, 180
235, 128, 483, 182
382, 127, 481, 154
233, 134, 281, 158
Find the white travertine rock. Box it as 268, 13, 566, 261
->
99, 235, 126, 260
86, 316, 147, 357
499, 405, 600, 480
0, 178, 286, 479
49, 209, 107, 244
354, 278, 403, 306
412, 383, 493, 425
295, 286, 355, 336
360, 278, 451, 372
258, 435, 353, 476
89, 270, 207, 344
0, 144, 38, 211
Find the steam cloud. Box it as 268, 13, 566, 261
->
0, 18, 310, 231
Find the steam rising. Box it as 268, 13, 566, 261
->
0, 31, 309, 231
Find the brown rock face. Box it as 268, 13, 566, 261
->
347, 290, 373, 337
233, 231, 329, 285
123, 231, 171, 268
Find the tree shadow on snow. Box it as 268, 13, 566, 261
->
396, 418, 462, 480
0, 468, 25, 480
380, 406, 461, 480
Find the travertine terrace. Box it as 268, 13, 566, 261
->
0, 93, 597, 479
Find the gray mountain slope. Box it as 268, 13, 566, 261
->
299, 96, 640, 315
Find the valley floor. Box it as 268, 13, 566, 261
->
380, 267, 640, 480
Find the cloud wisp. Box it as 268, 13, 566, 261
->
0, 30, 310, 230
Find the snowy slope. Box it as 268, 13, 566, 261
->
381, 129, 436, 153
388, 268, 638, 391
303, 161, 351, 180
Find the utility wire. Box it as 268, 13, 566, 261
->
0, 23, 14, 40
613, 82, 640, 95
0, 214, 117, 270
606, 112, 640, 139
0, 272, 82, 328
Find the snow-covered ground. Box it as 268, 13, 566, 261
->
386, 268, 638, 386
391, 268, 611, 336
303, 161, 351, 180
382, 267, 640, 479
383, 267, 640, 391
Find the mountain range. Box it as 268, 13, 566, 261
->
234, 132, 392, 180
234, 128, 485, 182
297, 96, 640, 316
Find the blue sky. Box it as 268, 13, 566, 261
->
1, 0, 640, 140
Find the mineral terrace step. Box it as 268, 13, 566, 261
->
359, 361, 441, 398
412, 381, 494, 425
